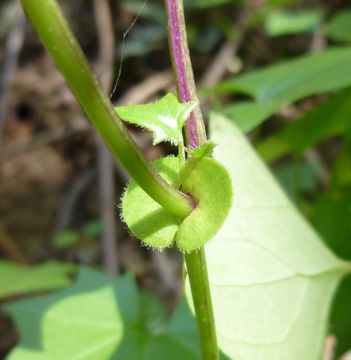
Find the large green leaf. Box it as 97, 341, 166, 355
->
208, 47, 351, 131
0, 261, 76, 299
256, 86, 351, 163
5, 267, 202, 360
185, 112, 350, 359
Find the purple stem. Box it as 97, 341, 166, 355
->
166, 0, 207, 148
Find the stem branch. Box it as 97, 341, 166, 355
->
20, 0, 193, 220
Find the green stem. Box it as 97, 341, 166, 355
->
178, 138, 185, 167
165, 1, 219, 359
185, 249, 219, 360
20, 0, 194, 220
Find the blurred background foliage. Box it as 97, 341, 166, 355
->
0, 0, 351, 358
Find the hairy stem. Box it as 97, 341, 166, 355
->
20, 0, 193, 220
165, 1, 219, 359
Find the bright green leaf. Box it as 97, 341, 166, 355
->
256, 86, 351, 163
0, 261, 76, 299
176, 156, 233, 251
207, 47, 351, 131
122, 157, 180, 248
265, 10, 322, 37
5, 267, 202, 360
185, 112, 350, 359
115, 93, 197, 145
325, 10, 351, 43
122, 156, 233, 251
186, 140, 217, 157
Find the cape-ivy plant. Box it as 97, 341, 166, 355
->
4, 0, 351, 359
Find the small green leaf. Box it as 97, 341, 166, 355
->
184, 112, 350, 360
122, 156, 233, 251
186, 140, 217, 157
265, 10, 322, 37
5, 267, 202, 360
325, 10, 351, 43
115, 93, 197, 145
0, 261, 76, 299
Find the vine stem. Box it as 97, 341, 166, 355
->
165, 1, 219, 359
20, 0, 194, 220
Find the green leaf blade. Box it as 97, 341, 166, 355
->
325, 10, 351, 43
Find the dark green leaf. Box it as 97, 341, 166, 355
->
256, 86, 351, 163
329, 275, 351, 357
325, 10, 351, 43
312, 185, 351, 260
274, 162, 318, 196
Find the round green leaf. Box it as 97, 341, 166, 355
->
175, 157, 233, 251
122, 157, 180, 248
122, 156, 233, 251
